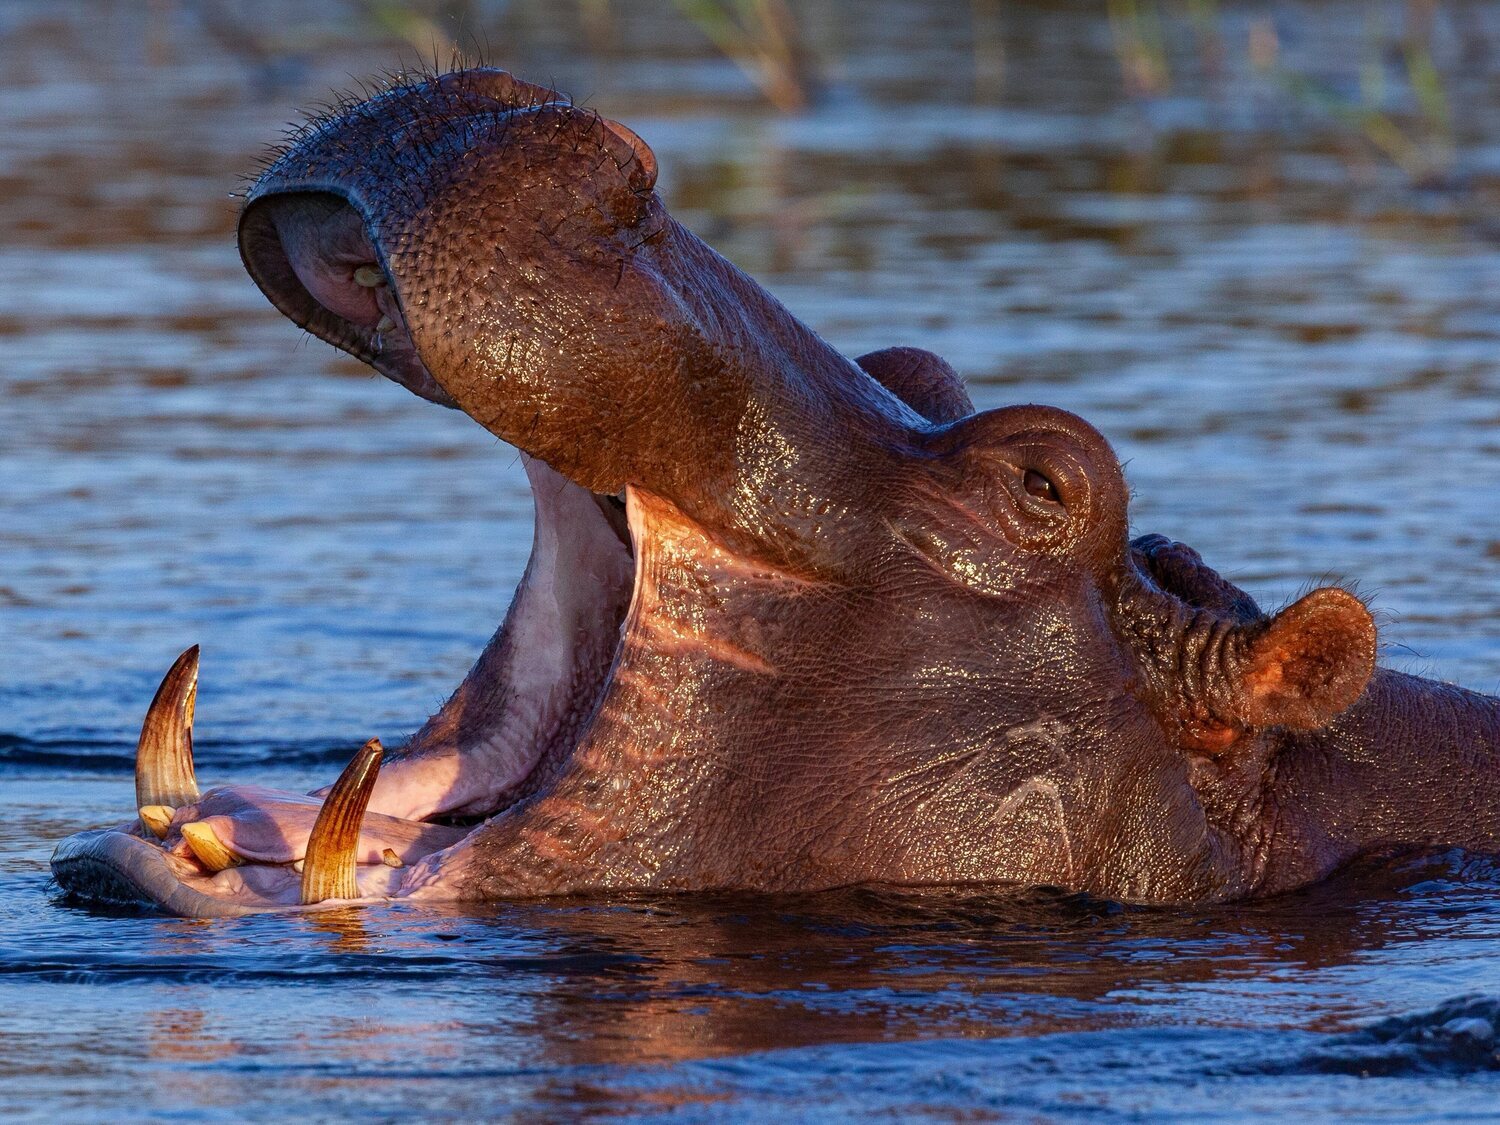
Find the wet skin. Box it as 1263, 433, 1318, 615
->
51, 69, 1500, 917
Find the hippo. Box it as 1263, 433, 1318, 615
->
51, 68, 1500, 918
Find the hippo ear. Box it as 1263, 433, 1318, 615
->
1231, 587, 1376, 731
855, 347, 973, 424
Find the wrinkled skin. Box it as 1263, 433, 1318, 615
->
51, 69, 1500, 916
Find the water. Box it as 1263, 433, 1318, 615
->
3, 0, 1500, 1117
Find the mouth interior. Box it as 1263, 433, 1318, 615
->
241, 189, 638, 829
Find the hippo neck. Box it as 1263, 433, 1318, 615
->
1265, 668, 1500, 888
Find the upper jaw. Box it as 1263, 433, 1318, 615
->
235, 71, 577, 413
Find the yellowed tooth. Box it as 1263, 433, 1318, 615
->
353, 265, 385, 288
381, 848, 403, 869
138, 804, 174, 839
181, 821, 238, 873
134, 645, 201, 811
375, 315, 395, 333
301, 739, 383, 904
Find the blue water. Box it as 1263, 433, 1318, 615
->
4, 1, 1500, 1118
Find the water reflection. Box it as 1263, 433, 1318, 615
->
14, 851, 1499, 1116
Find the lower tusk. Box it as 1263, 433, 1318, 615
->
381, 848, 403, 868
300, 739, 383, 905
353, 265, 386, 288
135, 645, 201, 811
181, 821, 238, 872
375, 315, 395, 333
138, 805, 174, 839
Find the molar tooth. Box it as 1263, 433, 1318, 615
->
181, 821, 238, 872
375, 315, 395, 333
138, 804, 174, 839
353, 265, 386, 288
135, 645, 201, 811
300, 739, 383, 904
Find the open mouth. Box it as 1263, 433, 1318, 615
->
237, 188, 639, 829
53, 177, 651, 916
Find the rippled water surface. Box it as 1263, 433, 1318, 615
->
4, 1, 1500, 1118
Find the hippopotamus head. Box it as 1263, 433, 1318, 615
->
52, 69, 1500, 916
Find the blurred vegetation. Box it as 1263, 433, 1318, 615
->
1109, 0, 1461, 183
179, 0, 1476, 183
666, 0, 812, 111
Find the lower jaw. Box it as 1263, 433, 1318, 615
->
52, 459, 638, 918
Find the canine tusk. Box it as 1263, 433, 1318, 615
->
300, 739, 383, 904
138, 805, 174, 839
381, 848, 403, 868
353, 264, 386, 288
181, 821, 238, 872
134, 645, 201, 812
375, 315, 395, 333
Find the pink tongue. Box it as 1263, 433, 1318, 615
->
270, 196, 382, 327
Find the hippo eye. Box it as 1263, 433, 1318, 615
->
1023, 469, 1059, 503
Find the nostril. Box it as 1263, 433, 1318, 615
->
263, 193, 385, 329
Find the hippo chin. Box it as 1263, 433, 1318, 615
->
50, 68, 1500, 918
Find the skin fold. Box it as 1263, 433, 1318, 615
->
49, 68, 1500, 917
